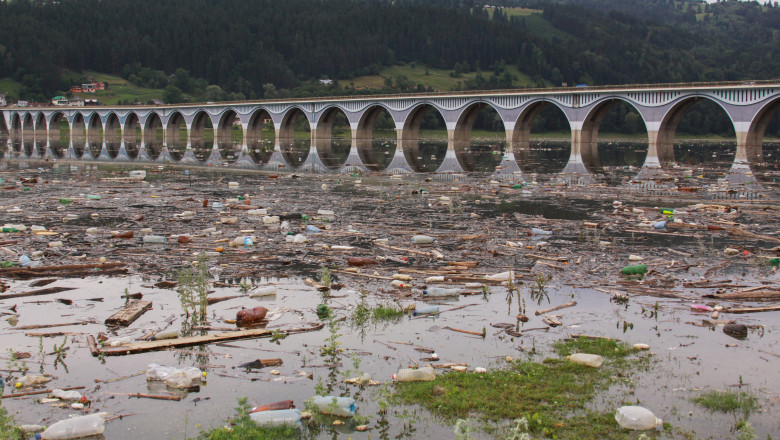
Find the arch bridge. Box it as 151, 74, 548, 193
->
2, 81, 779, 174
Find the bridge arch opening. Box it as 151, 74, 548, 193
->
23, 114, 34, 137
356, 105, 397, 172
166, 112, 188, 161
0, 114, 8, 136
453, 102, 506, 172
144, 113, 164, 160
746, 97, 780, 188
279, 108, 311, 169
23, 138, 34, 157
10, 114, 22, 139
86, 114, 103, 159
48, 113, 69, 158
0, 115, 7, 159
71, 114, 86, 158
314, 107, 351, 171
190, 111, 214, 162
105, 113, 121, 159
661, 97, 736, 177
247, 109, 274, 164
580, 99, 648, 181
34, 114, 47, 139
124, 113, 142, 159
217, 110, 243, 164
512, 101, 571, 176
401, 104, 447, 173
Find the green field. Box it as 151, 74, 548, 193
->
485, 6, 543, 18
347, 63, 539, 92
0, 78, 23, 99
80, 71, 171, 105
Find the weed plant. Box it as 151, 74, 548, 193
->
195, 397, 299, 440
177, 253, 210, 329
692, 390, 759, 418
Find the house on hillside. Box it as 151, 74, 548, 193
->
71, 86, 82, 93
52, 96, 69, 106
69, 97, 85, 106
82, 83, 96, 93
319, 79, 334, 86
16, 100, 29, 107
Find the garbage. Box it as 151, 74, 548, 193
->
411, 235, 435, 244
36, 412, 109, 440
52, 389, 83, 401
146, 363, 203, 389
423, 287, 460, 297
250, 400, 296, 413
249, 409, 302, 428
531, 227, 552, 235
142, 235, 167, 244
723, 323, 748, 339
311, 395, 357, 417
306, 225, 321, 233
485, 271, 516, 282
17, 374, 52, 387
249, 286, 277, 297
620, 265, 647, 276
393, 366, 436, 382
567, 353, 603, 368
348, 257, 377, 266
412, 305, 440, 316
614, 406, 662, 430
236, 306, 268, 325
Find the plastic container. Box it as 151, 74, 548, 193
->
236, 306, 268, 325
52, 389, 83, 401
36, 412, 109, 440
249, 409, 302, 428
531, 227, 552, 235
652, 221, 667, 231
423, 287, 460, 297
18, 375, 52, 386
411, 235, 435, 244
620, 264, 647, 275
393, 366, 436, 382
391, 280, 411, 288
614, 406, 662, 430
146, 363, 202, 389
19, 255, 32, 267
311, 396, 357, 417
249, 286, 277, 297
568, 353, 603, 368
485, 271, 516, 281
412, 305, 440, 316
143, 235, 167, 244
306, 225, 321, 233
86, 195, 102, 200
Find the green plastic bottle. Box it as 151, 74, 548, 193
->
621, 264, 648, 275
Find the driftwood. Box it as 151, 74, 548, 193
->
373, 242, 435, 257
525, 253, 569, 262
443, 326, 485, 337
542, 317, 562, 327
2, 386, 85, 399
0, 286, 77, 300
206, 295, 242, 305
94, 322, 325, 356
238, 358, 283, 369
105, 300, 152, 326
724, 305, 780, 314
0, 262, 127, 279
727, 227, 780, 244
304, 278, 328, 291
704, 289, 780, 301
535, 301, 577, 316
14, 321, 88, 330
107, 392, 181, 401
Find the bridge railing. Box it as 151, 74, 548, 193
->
5, 79, 780, 110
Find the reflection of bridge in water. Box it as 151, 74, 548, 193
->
2, 81, 779, 182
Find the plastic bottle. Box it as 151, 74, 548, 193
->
652, 221, 667, 231
311, 396, 357, 417
530, 227, 552, 235
86, 194, 102, 200
391, 280, 411, 288
423, 287, 460, 297
236, 306, 268, 325
19, 425, 47, 434
425, 276, 445, 283
36, 412, 109, 440
48, 241, 63, 248
262, 215, 280, 224
249, 286, 277, 297
104, 336, 133, 347
411, 235, 435, 244
568, 353, 604, 368
412, 305, 440, 316
614, 406, 662, 430
85, 227, 98, 235
52, 389, 83, 401
393, 366, 436, 382
690, 304, 713, 312
143, 235, 167, 244
485, 271, 516, 281
18, 375, 52, 386
211, 202, 224, 211
249, 409, 302, 428
620, 264, 647, 275
348, 257, 377, 266
19, 255, 31, 267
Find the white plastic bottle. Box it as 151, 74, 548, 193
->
249, 409, 302, 428
249, 286, 277, 297
393, 366, 436, 382
568, 353, 604, 368
37, 412, 109, 440
423, 287, 460, 297
411, 235, 435, 244
311, 396, 357, 417
52, 389, 83, 401
615, 406, 662, 430
142, 235, 166, 244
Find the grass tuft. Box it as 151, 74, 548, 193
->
692, 390, 759, 417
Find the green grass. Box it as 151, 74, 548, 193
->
486, 6, 543, 18
395, 337, 656, 439
194, 397, 300, 440
0, 78, 23, 99
0, 406, 24, 440
692, 390, 759, 418
79, 71, 171, 105
347, 63, 538, 92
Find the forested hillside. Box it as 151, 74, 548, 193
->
0, 0, 779, 103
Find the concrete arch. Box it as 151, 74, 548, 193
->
190, 110, 212, 141
452, 101, 503, 143
279, 107, 310, 139
512, 99, 570, 145
0, 112, 8, 135
71, 113, 86, 138
23, 113, 34, 136
313, 106, 349, 139
216, 109, 240, 142
247, 109, 273, 140
165, 111, 187, 146
124, 112, 141, 140
656, 95, 735, 165
356, 104, 395, 140
10, 113, 22, 138
144, 113, 163, 144
578, 97, 649, 170
401, 103, 446, 141
35, 113, 47, 138
86, 113, 103, 139
47, 112, 68, 134
744, 96, 780, 164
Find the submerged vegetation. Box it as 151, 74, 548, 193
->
692, 389, 760, 418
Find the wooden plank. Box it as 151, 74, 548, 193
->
95, 323, 324, 356
0, 286, 77, 300
105, 300, 153, 326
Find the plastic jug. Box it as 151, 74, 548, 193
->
249, 409, 302, 428
412, 305, 440, 316
411, 235, 435, 244
423, 287, 460, 297
393, 366, 436, 382
311, 396, 357, 417
615, 406, 662, 430
37, 412, 109, 440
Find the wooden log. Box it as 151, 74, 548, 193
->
14, 321, 88, 330
727, 227, 780, 244
0, 286, 77, 300
535, 300, 577, 316
304, 278, 328, 291
724, 305, 780, 314
373, 242, 434, 257
107, 392, 181, 401
443, 326, 485, 337
525, 253, 569, 262
87, 335, 100, 356
703, 289, 780, 301
206, 295, 241, 305
2, 386, 85, 399
95, 323, 324, 356
238, 358, 283, 369
105, 300, 153, 326
542, 317, 562, 327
